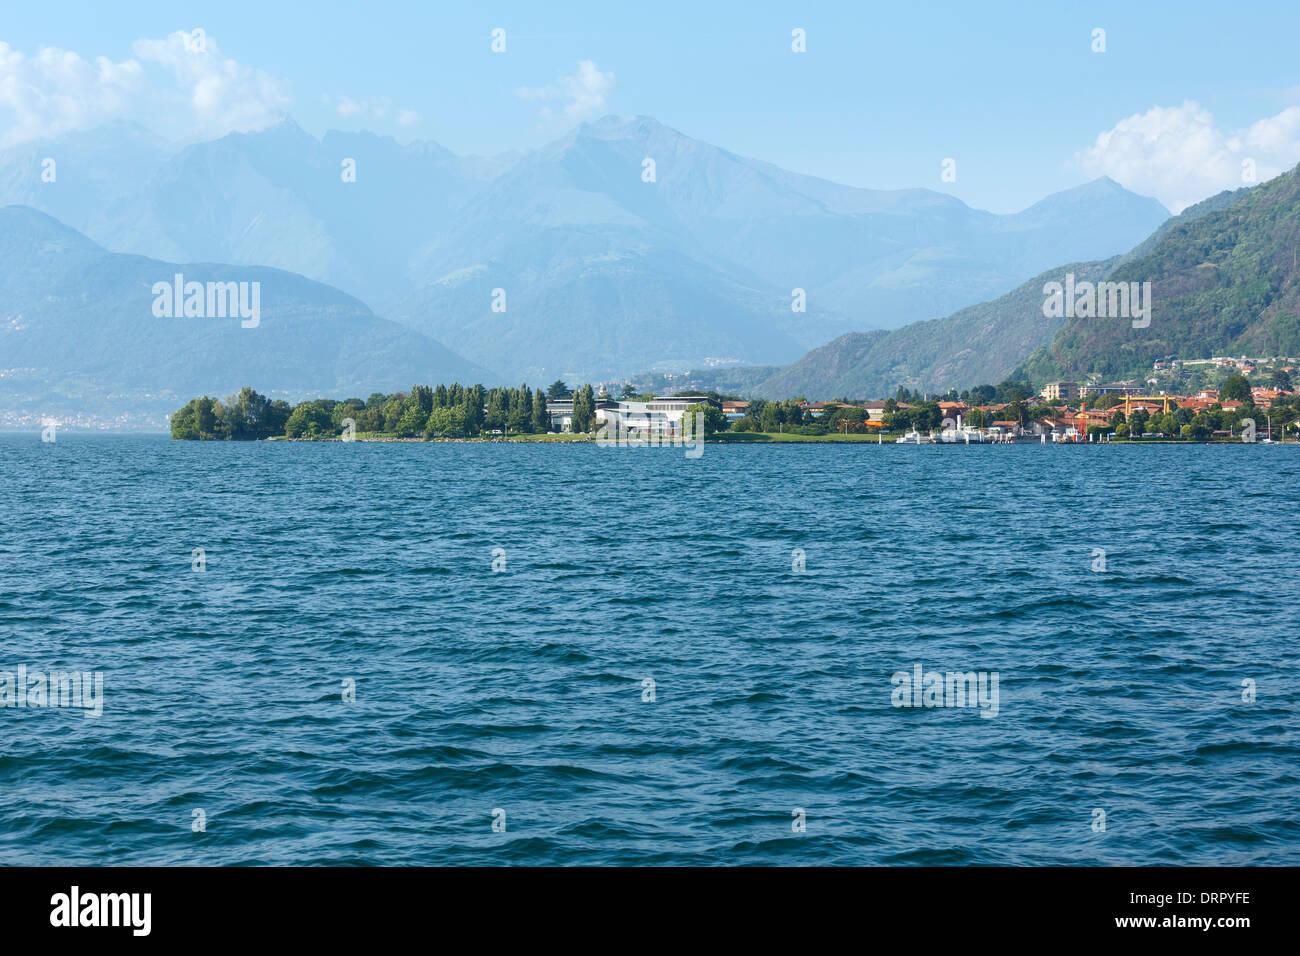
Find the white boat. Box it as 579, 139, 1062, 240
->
937, 415, 990, 443
896, 429, 933, 444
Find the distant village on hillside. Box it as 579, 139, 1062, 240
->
565, 354, 1300, 443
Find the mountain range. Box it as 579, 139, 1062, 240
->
0, 206, 483, 424
1017, 170, 1300, 383
651, 174, 1296, 401
1, 115, 1171, 387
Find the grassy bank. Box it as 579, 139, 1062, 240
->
713, 431, 894, 443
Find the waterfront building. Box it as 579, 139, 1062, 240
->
545, 397, 618, 432
1040, 381, 1078, 401
1079, 382, 1143, 397
594, 395, 721, 436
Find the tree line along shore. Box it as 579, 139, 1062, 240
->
170, 372, 1300, 443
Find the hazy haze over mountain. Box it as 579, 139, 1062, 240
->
0, 114, 1171, 386
647, 174, 1283, 401
0, 206, 485, 426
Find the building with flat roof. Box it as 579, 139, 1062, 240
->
545, 397, 618, 432
1040, 381, 1077, 401
601, 396, 718, 435
1079, 382, 1142, 397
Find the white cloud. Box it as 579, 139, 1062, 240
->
336, 96, 365, 117
131, 31, 290, 138
334, 95, 391, 119
330, 96, 418, 128
1076, 100, 1300, 212
516, 60, 614, 120
0, 41, 145, 146
0, 31, 289, 147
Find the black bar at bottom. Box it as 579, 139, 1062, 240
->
0, 865, 1277, 941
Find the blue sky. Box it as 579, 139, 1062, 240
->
3, 0, 1299, 212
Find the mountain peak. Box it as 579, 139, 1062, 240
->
577, 114, 678, 141
0, 204, 102, 251
227, 114, 309, 146
266, 114, 303, 134
1014, 176, 1170, 218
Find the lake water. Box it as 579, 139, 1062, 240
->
2, 435, 1297, 864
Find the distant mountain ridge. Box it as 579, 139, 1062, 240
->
1, 114, 1171, 384
398, 116, 1169, 380
0, 206, 484, 426
645, 178, 1272, 400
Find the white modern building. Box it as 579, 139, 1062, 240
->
545, 394, 720, 434
596, 396, 718, 436
595, 395, 717, 434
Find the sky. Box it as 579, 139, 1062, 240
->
2, 0, 1299, 213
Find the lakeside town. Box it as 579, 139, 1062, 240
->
160, 354, 1300, 444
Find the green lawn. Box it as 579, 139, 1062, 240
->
713, 431, 893, 443
502, 432, 594, 442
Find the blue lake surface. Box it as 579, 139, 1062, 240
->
1, 435, 1298, 865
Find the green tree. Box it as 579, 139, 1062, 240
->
546, 380, 570, 399
462, 384, 485, 435
484, 389, 508, 432
531, 388, 549, 433
394, 404, 427, 437
1220, 373, 1251, 402
170, 396, 226, 439
507, 383, 531, 434
284, 401, 334, 438
424, 404, 468, 437
409, 385, 434, 416
1186, 414, 1212, 440
190, 396, 220, 438
222, 387, 269, 439
681, 402, 725, 436
353, 404, 383, 434
570, 384, 596, 433
911, 402, 942, 431
381, 397, 405, 432
170, 398, 204, 439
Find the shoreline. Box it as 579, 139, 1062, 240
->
246, 433, 1289, 446
5, 431, 1286, 445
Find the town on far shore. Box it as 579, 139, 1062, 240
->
165, 355, 1300, 444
